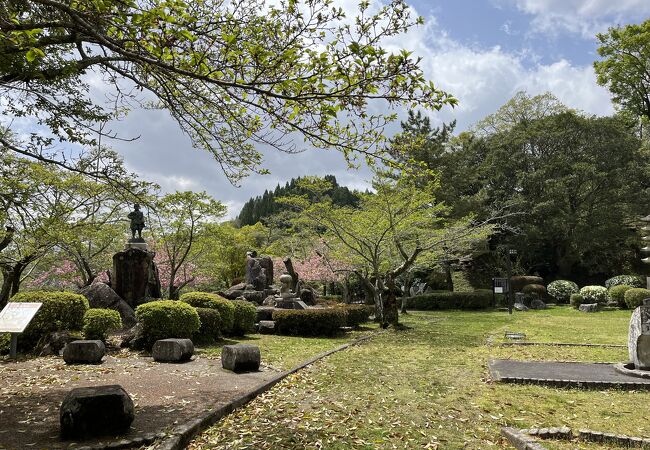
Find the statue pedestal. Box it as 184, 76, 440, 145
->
112, 246, 161, 308
126, 238, 148, 251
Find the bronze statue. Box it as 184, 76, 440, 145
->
128, 203, 145, 240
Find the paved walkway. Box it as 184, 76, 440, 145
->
489, 359, 650, 389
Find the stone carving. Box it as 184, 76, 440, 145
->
112, 248, 161, 308
245, 255, 266, 291
629, 299, 650, 370
279, 273, 293, 296
127, 203, 145, 241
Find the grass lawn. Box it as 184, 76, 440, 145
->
188, 306, 648, 449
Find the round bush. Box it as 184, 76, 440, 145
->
511, 276, 543, 292
608, 285, 633, 308
231, 300, 256, 336
570, 293, 584, 309
624, 288, 650, 309
11, 290, 89, 350
180, 292, 235, 335
193, 307, 221, 344
547, 280, 579, 304
578, 286, 609, 305
521, 284, 546, 298
83, 308, 122, 340
135, 300, 200, 348
605, 275, 645, 289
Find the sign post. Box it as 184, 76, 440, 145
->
0, 302, 42, 360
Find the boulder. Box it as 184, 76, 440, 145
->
112, 247, 161, 308
579, 303, 600, 313
258, 320, 275, 334
629, 300, 650, 369
220, 282, 247, 300
257, 256, 274, 287
79, 282, 137, 328
152, 338, 194, 363
60, 385, 134, 439
513, 303, 529, 311
262, 295, 276, 306
256, 306, 275, 322
120, 323, 146, 350
39, 331, 79, 356
63, 340, 105, 364
222, 344, 261, 372
530, 299, 547, 310
299, 288, 317, 305
245, 258, 266, 291
275, 299, 308, 310
242, 290, 265, 304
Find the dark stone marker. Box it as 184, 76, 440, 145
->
221, 344, 261, 372
152, 338, 194, 362
63, 340, 105, 364
112, 248, 161, 308
60, 385, 134, 439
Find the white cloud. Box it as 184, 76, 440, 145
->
499, 0, 650, 37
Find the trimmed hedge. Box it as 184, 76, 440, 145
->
609, 285, 633, 308
403, 290, 493, 310
624, 288, 650, 309
570, 293, 584, 309
337, 304, 372, 327
272, 308, 346, 336
180, 292, 235, 335
11, 290, 89, 350
135, 300, 200, 348
511, 276, 543, 292
522, 284, 546, 297
194, 307, 221, 344
605, 275, 645, 289
579, 286, 609, 305
83, 308, 122, 340
231, 300, 256, 336
547, 280, 579, 304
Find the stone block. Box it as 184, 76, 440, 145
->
513, 302, 528, 311
256, 306, 275, 322
221, 344, 261, 372
60, 385, 134, 439
579, 303, 599, 313
152, 338, 194, 362
258, 320, 275, 334
629, 304, 650, 369
530, 299, 547, 310
63, 340, 105, 364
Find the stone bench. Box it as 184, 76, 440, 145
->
63, 340, 105, 364
60, 385, 134, 439
222, 344, 260, 372
152, 338, 194, 362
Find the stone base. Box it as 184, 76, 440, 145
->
275, 299, 308, 310
152, 338, 194, 363
63, 340, 105, 364
125, 241, 148, 251
221, 344, 261, 372
613, 362, 650, 379
60, 385, 135, 439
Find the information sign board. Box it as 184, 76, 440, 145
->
0, 302, 42, 333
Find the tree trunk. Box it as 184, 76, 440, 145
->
382, 276, 399, 328
342, 276, 350, 304
169, 285, 180, 300
0, 267, 16, 308
444, 262, 454, 291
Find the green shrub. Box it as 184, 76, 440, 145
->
272, 308, 346, 336
82, 309, 122, 340
521, 284, 546, 297
403, 290, 493, 310
624, 288, 650, 309
336, 304, 372, 327
609, 285, 633, 308
231, 300, 256, 336
570, 293, 584, 309
11, 290, 89, 350
180, 291, 235, 334
193, 307, 221, 344
135, 300, 200, 348
547, 280, 579, 303
511, 276, 543, 292
579, 286, 609, 305
605, 275, 645, 289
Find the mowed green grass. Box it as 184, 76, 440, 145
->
188, 307, 648, 450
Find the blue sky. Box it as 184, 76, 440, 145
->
98, 0, 650, 217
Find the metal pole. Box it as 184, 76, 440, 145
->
10, 333, 18, 359
506, 250, 513, 315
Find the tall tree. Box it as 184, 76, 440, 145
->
594, 19, 650, 122
1, 0, 455, 182
151, 191, 226, 299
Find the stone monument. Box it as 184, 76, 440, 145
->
112, 204, 161, 308
628, 298, 650, 370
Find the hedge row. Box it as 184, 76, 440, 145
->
403, 290, 493, 310
272, 309, 347, 336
